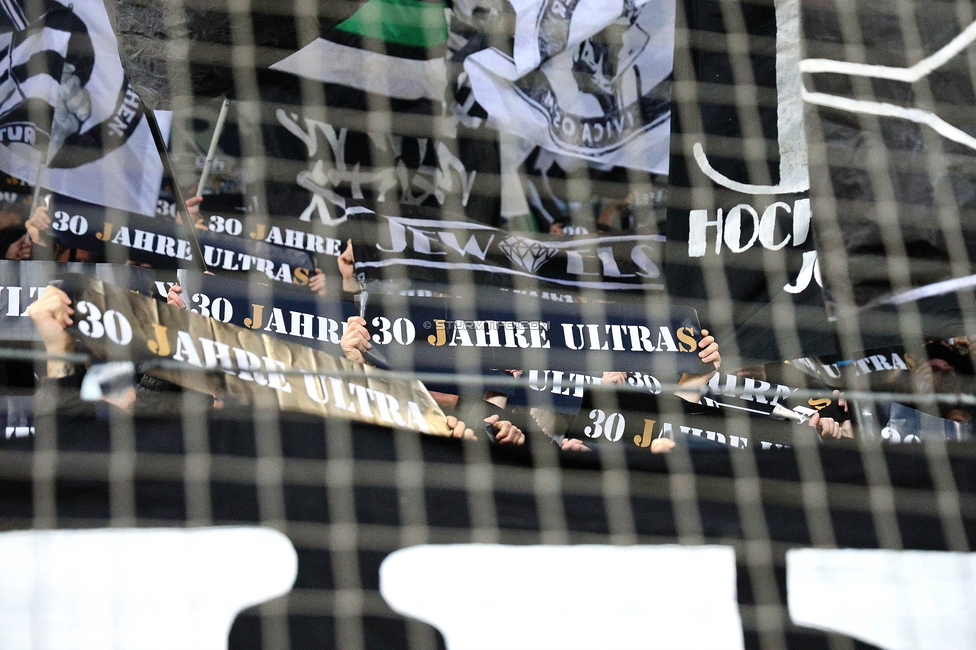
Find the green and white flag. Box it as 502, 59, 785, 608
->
270, 0, 449, 107
252, 0, 501, 225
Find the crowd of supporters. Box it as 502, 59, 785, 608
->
1, 187, 974, 452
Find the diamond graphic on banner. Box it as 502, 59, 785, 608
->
499, 235, 558, 274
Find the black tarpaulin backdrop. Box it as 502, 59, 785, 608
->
3, 406, 970, 649
665, 0, 837, 364
802, 0, 976, 349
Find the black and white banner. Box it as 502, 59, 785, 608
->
463, 0, 674, 172
664, 0, 835, 363
568, 387, 814, 450
156, 270, 353, 359
700, 370, 849, 425
801, 0, 976, 324
202, 209, 345, 261
0, 260, 153, 342
515, 366, 838, 421
350, 209, 664, 292
5, 398, 973, 649
544, 370, 850, 424
253, 69, 502, 227
169, 270, 709, 376
0, 0, 165, 216
791, 349, 911, 389
882, 402, 973, 444
46, 193, 315, 284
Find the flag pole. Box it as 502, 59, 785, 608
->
196, 98, 231, 198
28, 165, 53, 260
142, 106, 208, 272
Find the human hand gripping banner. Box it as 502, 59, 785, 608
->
56, 273, 452, 436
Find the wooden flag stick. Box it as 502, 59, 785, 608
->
27, 166, 54, 260
196, 98, 231, 198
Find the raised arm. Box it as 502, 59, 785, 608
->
26, 286, 76, 378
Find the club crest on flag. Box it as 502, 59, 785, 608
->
464, 0, 674, 173
517, 3, 668, 156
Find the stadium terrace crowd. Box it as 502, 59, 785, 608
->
2, 189, 975, 452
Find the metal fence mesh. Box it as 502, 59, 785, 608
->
0, 0, 975, 648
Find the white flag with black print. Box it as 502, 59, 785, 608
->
462, 0, 674, 174
0, 0, 164, 216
